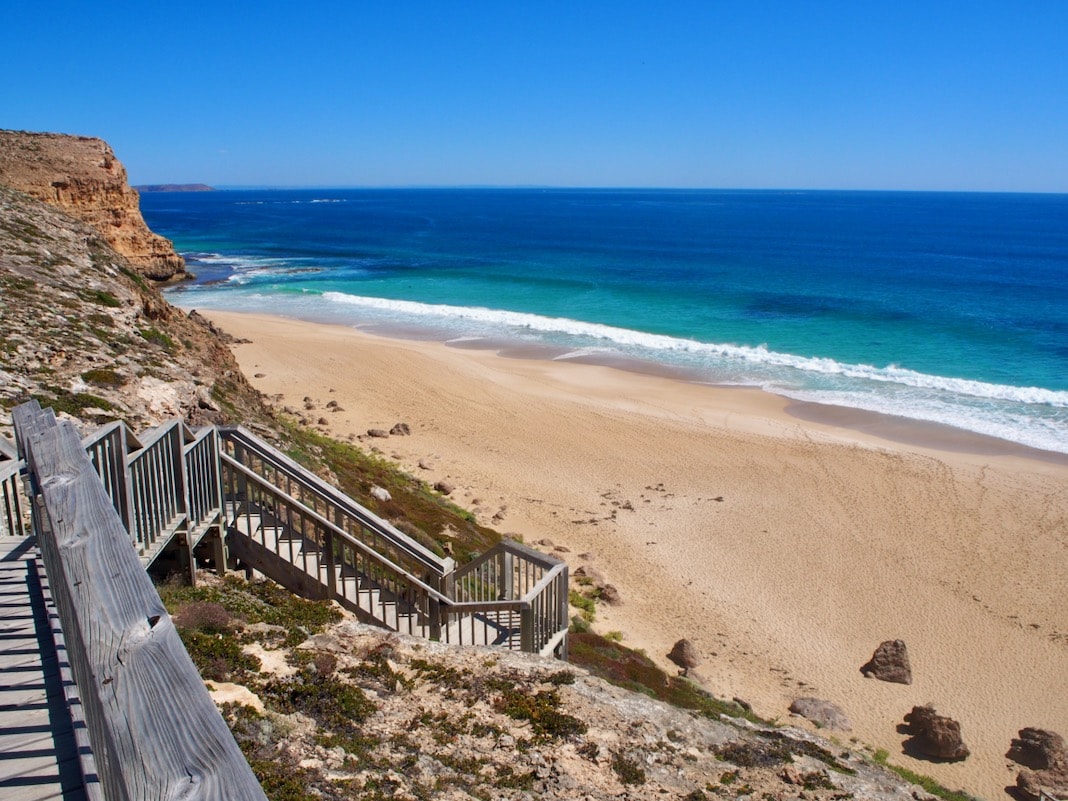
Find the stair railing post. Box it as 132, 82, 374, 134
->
520, 606, 535, 653
427, 570, 443, 641
498, 549, 514, 600
324, 528, 337, 598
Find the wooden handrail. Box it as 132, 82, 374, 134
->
13, 400, 267, 801
219, 426, 452, 575
222, 453, 455, 605
0, 434, 17, 460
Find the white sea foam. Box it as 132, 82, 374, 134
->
322, 292, 1068, 408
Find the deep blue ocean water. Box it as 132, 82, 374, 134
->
141, 188, 1068, 455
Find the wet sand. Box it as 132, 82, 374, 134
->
204, 309, 1068, 801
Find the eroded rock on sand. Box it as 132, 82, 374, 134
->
903, 704, 970, 761
1010, 728, 1068, 801
668, 638, 701, 675
862, 639, 912, 684
789, 697, 853, 731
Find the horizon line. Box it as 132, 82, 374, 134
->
137, 183, 1068, 197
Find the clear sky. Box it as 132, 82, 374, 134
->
3, 1, 1067, 191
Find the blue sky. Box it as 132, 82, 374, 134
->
3, 2, 1066, 191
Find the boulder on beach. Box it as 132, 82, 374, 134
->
667, 639, 701, 674
903, 704, 969, 761
789, 697, 852, 731
861, 639, 912, 684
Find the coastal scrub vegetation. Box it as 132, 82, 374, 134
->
871, 748, 979, 801
568, 630, 765, 725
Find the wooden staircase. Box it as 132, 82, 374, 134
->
6, 402, 569, 659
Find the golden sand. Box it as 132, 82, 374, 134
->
204, 309, 1068, 800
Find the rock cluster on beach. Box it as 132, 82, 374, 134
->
1009, 728, 1068, 801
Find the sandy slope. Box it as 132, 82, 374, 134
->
203, 309, 1068, 801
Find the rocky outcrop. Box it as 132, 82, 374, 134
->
0, 184, 266, 431
213, 609, 937, 801
0, 129, 187, 280
862, 639, 913, 684
903, 705, 970, 761
1010, 728, 1068, 770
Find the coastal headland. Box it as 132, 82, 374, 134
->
200, 308, 1068, 801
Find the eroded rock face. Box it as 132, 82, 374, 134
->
0, 129, 186, 280
0, 185, 266, 432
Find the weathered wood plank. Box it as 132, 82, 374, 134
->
16, 405, 266, 801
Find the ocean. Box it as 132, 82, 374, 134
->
141, 188, 1068, 456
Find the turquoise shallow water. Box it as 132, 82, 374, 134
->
142, 188, 1068, 454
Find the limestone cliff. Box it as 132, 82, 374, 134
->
0, 184, 266, 432
0, 129, 187, 280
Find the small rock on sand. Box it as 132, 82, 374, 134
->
789, 697, 852, 731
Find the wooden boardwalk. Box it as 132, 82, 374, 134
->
0, 536, 88, 801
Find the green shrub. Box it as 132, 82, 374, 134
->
611, 753, 646, 785
495, 687, 587, 742
81, 368, 126, 387
86, 289, 122, 307
176, 629, 260, 682
139, 327, 175, 350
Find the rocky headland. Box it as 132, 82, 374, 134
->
135, 183, 215, 192
0, 129, 187, 280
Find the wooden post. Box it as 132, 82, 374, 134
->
212, 526, 228, 576
520, 606, 535, 653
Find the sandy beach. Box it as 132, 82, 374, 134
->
203, 309, 1068, 801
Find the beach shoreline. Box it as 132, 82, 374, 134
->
201, 308, 1068, 801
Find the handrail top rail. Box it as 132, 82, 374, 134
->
227, 455, 566, 616
123, 419, 191, 463
80, 418, 148, 454
0, 455, 24, 482
452, 538, 566, 584
222, 454, 456, 604
0, 434, 17, 460
517, 560, 568, 605
219, 425, 453, 575
82, 418, 208, 462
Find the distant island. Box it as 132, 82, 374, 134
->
135, 183, 215, 192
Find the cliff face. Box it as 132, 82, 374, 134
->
0, 130, 187, 281
0, 184, 267, 432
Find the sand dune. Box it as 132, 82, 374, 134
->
203, 309, 1068, 801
